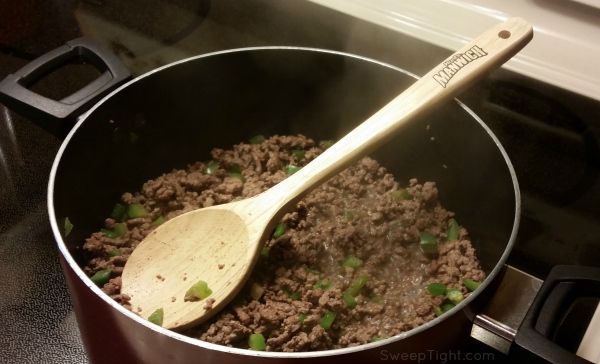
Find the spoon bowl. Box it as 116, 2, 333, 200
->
122, 201, 256, 329
122, 187, 303, 329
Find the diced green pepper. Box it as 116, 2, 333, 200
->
228, 172, 244, 180
285, 164, 301, 175
427, 283, 447, 296
320, 140, 334, 149
314, 278, 333, 290
447, 289, 464, 304
110, 203, 127, 221
346, 276, 368, 297
148, 308, 164, 326
101, 223, 127, 238
227, 165, 244, 181
260, 246, 270, 258
127, 203, 148, 218
152, 215, 166, 226
205, 161, 220, 175
435, 302, 456, 316
447, 218, 460, 241
391, 189, 413, 200
249, 135, 265, 145
440, 302, 456, 313
283, 288, 301, 300
184, 280, 212, 301
420, 231, 438, 255
248, 333, 266, 351
299, 313, 307, 325
342, 292, 357, 308
107, 248, 121, 257
272, 223, 286, 238
343, 255, 363, 269
320, 311, 336, 329
90, 269, 111, 286
370, 336, 389, 343
64, 217, 74, 237
114, 222, 127, 236
463, 279, 481, 292
291, 149, 305, 160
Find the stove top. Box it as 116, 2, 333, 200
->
1, 1, 599, 363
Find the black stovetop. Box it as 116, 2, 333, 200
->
1, 1, 599, 363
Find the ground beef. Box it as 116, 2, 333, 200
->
82, 134, 485, 351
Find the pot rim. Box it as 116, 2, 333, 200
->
47, 46, 521, 358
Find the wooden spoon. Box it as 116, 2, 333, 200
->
121, 18, 533, 330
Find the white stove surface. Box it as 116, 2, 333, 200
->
309, 0, 600, 101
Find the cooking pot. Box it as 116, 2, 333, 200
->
0, 38, 594, 363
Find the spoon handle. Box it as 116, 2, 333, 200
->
265, 17, 532, 212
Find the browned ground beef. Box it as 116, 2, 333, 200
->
82, 134, 485, 351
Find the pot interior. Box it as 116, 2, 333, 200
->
53, 48, 517, 282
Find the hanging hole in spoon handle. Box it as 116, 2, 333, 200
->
499, 30, 512, 39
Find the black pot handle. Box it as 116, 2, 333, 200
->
513, 265, 600, 363
0, 37, 130, 133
